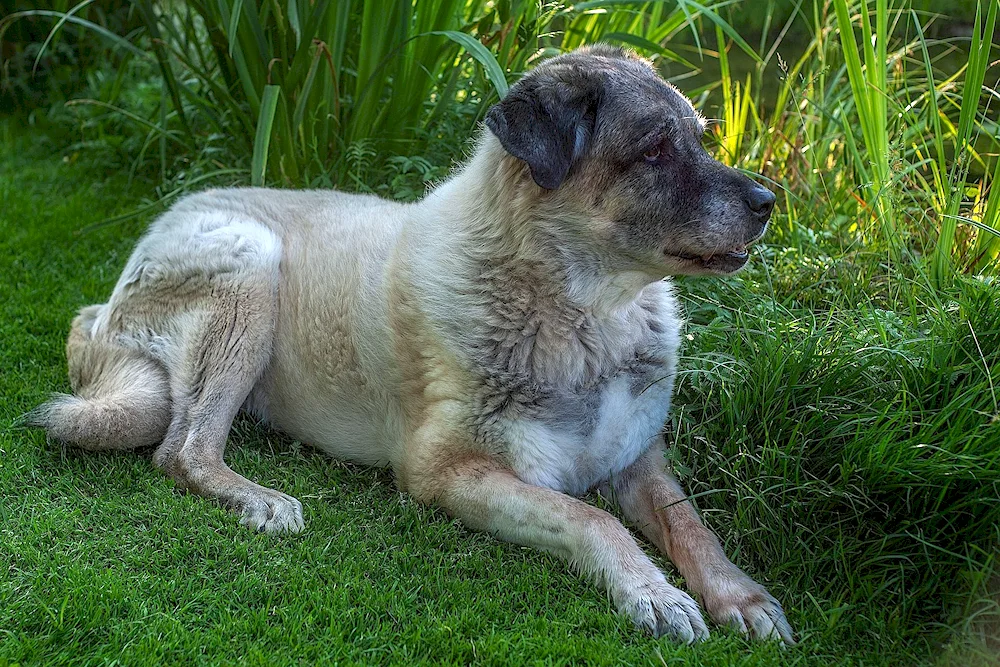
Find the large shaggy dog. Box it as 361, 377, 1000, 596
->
31, 46, 792, 644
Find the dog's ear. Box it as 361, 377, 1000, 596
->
485, 82, 596, 190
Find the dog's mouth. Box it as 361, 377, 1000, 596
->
665, 245, 750, 273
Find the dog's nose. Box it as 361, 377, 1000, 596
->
747, 184, 776, 219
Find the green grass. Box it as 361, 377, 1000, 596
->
1, 102, 997, 665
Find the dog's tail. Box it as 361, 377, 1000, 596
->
25, 305, 171, 450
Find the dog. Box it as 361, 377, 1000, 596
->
30, 45, 792, 644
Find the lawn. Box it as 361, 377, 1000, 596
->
0, 112, 995, 665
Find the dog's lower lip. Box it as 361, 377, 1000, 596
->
664, 247, 751, 274
669, 248, 750, 263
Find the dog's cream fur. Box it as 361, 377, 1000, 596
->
33, 48, 793, 644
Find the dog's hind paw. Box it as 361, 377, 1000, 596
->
618, 580, 710, 643
238, 489, 305, 534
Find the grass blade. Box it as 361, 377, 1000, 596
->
601, 32, 696, 68
680, 0, 762, 63
31, 0, 95, 73
0, 9, 150, 61
429, 30, 509, 98
227, 0, 245, 58
63, 98, 192, 150
251, 85, 281, 187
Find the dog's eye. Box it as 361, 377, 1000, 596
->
643, 139, 669, 164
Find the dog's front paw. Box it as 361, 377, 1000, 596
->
238, 488, 305, 534
617, 580, 710, 643
702, 568, 793, 644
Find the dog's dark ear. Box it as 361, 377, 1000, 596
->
485, 83, 595, 190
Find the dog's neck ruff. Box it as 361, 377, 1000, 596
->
424, 136, 663, 319
406, 135, 677, 395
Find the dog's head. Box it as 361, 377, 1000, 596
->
485, 45, 774, 276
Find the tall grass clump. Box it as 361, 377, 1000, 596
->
831, 0, 999, 281
832, 0, 900, 258
676, 272, 1000, 650
0, 0, 142, 111
705, 0, 999, 282
919, 0, 999, 283
4, 0, 761, 189
692, 0, 1000, 648
128, 0, 515, 186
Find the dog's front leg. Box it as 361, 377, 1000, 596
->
412, 452, 709, 642
607, 444, 794, 644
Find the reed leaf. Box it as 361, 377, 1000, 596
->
251, 84, 280, 186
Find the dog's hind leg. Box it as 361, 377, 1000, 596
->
151, 266, 304, 535
27, 305, 171, 450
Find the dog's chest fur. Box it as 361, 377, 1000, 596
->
463, 262, 681, 495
